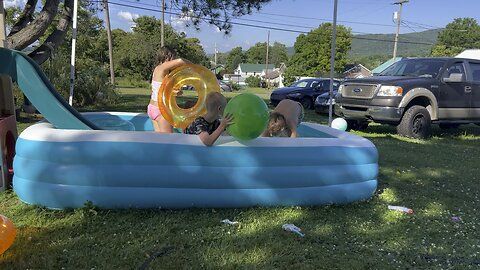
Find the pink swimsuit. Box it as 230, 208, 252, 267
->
147, 80, 162, 120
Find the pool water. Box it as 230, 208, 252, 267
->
83, 112, 334, 138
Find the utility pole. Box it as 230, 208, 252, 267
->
392, 0, 408, 62
103, 0, 115, 86
264, 30, 270, 89
0, 0, 6, 47
161, 0, 165, 47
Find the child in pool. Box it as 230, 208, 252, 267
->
262, 99, 304, 138
184, 92, 234, 146
147, 46, 190, 133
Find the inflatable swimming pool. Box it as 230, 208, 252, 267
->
13, 112, 378, 209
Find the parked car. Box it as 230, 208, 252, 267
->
314, 90, 338, 114
219, 80, 232, 92
270, 78, 341, 109
335, 57, 480, 138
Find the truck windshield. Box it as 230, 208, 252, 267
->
379, 59, 446, 78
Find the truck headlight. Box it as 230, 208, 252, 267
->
338, 85, 344, 94
377, 85, 403, 96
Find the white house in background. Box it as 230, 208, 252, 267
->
226, 63, 289, 87
263, 63, 287, 87
456, 49, 480, 60
234, 63, 276, 78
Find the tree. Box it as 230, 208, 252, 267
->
270, 42, 289, 67
170, 0, 272, 34
6, 0, 75, 64
225, 46, 246, 72
431, 18, 480, 57
245, 42, 266, 64
5, 0, 273, 65
114, 16, 209, 80
40, 3, 117, 107
284, 23, 352, 85
244, 42, 288, 66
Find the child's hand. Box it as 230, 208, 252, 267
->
220, 113, 234, 128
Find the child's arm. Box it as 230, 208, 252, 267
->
290, 129, 298, 138
153, 59, 192, 81
287, 119, 298, 138
198, 114, 234, 146
161, 58, 191, 72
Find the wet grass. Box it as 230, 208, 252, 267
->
2, 85, 480, 269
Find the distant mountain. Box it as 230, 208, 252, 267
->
286, 29, 441, 58
349, 29, 441, 57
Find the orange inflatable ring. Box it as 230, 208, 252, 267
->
0, 214, 16, 255
158, 64, 221, 129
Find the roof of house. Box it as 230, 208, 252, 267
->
210, 65, 224, 74
343, 64, 372, 78
264, 70, 280, 79
371, 57, 404, 74
238, 63, 275, 73
456, 49, 480, 60
343, 64, 371, 74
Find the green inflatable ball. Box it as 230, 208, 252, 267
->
224, 93, 269, 141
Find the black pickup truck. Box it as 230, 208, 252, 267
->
335, 57, 480, 138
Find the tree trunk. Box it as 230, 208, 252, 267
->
8, 0, 38, 36
28, 0, 74, 65
5, 0, 60, 51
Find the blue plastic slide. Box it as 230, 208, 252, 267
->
0, 48, 98, 130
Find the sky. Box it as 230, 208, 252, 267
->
4, 0, 480, 54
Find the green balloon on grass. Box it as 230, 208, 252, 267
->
224, 93, 269, 141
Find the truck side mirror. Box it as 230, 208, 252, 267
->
443, 73, 465, 83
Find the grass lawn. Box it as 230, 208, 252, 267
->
1, 84, 480, 269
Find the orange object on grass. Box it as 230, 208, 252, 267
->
0, 214, 16, 255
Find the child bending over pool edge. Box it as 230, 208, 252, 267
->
262, 99, 304, 138
148, 46, 191, 133
184, 92, 234, 146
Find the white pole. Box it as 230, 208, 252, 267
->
265, 30, 269, 89
0, 0, 6, 47
161, 0, 164, 47
328, 0, 338, 127
214, 42, 217, 66
68, 0, 79, 106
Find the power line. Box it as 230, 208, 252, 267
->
113, 0, 454, 34
97, 0, 435, 46
114, 0, 415, 30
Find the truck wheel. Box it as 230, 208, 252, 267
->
397, 105, 432, 139
439, 123, 460, 130
300, 97, 313, 110
346, 120, 369, 131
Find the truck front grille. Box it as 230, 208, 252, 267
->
342, 83, 379, 99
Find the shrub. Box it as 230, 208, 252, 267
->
231, 83, 242, 91
245, 75, 261, 88
42, 53, 118, 107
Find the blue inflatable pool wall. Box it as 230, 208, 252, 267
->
13, 112, 378, 209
